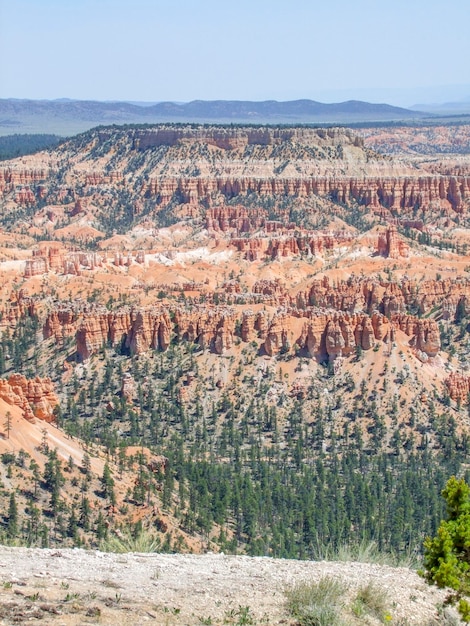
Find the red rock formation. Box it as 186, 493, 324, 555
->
43, 297, 441, 363
70, 198, 87, 216
108, 309, 132, 348
173, 307, 237, 353
2, 128, 470, 226
14, 187, 36, 204
264, 313, 291, 356
391, 315, 440, 356
24, 245, 106, 278
304, 276, 470, 319
231, 238, 270, 261
296, 312, 385, 360
253, 280, 287, 298
240, 311, 258, 342
324, 318, 356, 358
132, 126, 343, 151
446, 372, 470, 402
76, 311, 111, 360
143, 174, 470, 215
377, 226, 409, 258
356, 317, 377, 350
232, 231, 352, 261
125, 309, 172, 355
214, 312, 237, 354
84, 172, 123, 186
0, 168, 50, 195
205, 206, 266, 233
43, 307, 81, 341
0, 374, 58, 422
0, 292, 37, 328
135, 251, 145, 264
24, 256, 48, 278
24, 246, 67, 278
121, 373, 136, 403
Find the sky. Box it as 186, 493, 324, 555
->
1, 0, 469, 107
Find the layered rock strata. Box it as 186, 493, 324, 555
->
43, 304, 440, 362
1, 126, 469, 221
143, 175, 470, 214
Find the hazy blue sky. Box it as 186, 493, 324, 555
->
1, 0, 469, 106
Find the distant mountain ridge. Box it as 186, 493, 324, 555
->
0, 98, 428, 137
410, 98, 470, 115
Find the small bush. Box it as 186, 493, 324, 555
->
1, 452, 16, 466
352, 581, 389, 621
285, 576, 346, 626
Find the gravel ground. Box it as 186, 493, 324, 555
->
0, 547, 461, 625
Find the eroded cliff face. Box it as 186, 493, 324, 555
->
43, 302, 440, 362
377, 226, 409, 258
231, 231, 353, 260
215, 275, 470, 321
0, 168, 50, 192
302, 277, 470, 319
1, 125, 469, 229
1, 292, 37, 328
143, 175, 470, 214
36, 266, 470, 365
362, 125, 470, 157
6, 171, 469, 216
0, 374, 58, 422
22, 246, 148, 278
126, 126, 362, 151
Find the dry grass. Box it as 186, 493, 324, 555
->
99, 529, 161, 554
285, 575, 347, 626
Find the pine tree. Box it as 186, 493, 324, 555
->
80, 497, 91, 531
423, 476, 470, 621
95, 512, 107, 540
81, 453, 91, 478
100, 462, 115, 502
3, 411, 12, 439
30, 460, 40, 499
7, 492, 18, 539
67, 508, 79, 540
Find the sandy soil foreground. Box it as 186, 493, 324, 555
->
0, 547, 461, 625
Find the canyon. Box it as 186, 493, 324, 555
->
1, 124, 470, 428
1, 122, 470, 565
